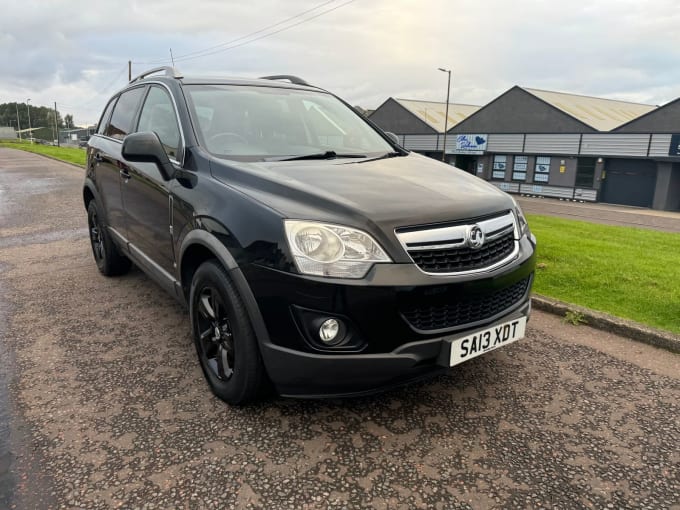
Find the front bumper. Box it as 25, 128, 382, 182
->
261, 302, 531, 398
244, 236, 536, 397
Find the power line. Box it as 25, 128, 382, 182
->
133, 0, 357, 66
136, 0, 338, 65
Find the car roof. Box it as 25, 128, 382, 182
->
126, 67, 323, 92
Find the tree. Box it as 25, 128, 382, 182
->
0, 102, 68, 140
64, 114, 74, 129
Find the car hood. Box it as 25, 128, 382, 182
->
210, 152, 514, 231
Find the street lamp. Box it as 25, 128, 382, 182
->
15, 103, 22, 141
438, 67, 452, 162
26, 99, 33, 144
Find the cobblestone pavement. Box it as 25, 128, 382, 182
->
1, 149, 679, 509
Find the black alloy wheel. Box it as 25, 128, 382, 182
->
190, 260, 264, 405
88, 208, 105, 265
86, 200, 131, 276
195, 286, 235, 381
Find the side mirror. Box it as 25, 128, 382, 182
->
385, 131, 400, 145
121, 132, 175, 181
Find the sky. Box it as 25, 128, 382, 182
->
1, 0, 680, 126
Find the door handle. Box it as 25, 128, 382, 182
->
94, 153, 103, 163
120, 168, 131, 180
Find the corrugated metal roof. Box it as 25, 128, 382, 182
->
523, 88, 657, 131
394, 99, 480, 133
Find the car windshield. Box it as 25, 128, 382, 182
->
183, 84, 393, 161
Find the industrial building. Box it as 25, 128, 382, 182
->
369, 87, 680, 211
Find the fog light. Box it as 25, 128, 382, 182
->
319, 318, 340, 343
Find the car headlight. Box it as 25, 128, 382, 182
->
284, 220, 391, 278
511, 197, 530, 237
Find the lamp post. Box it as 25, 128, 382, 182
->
15, 103, 22, 141
26, 99, 33, 144
438, 67, 452, 162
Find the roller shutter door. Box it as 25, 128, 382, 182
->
600, 159, 656, 208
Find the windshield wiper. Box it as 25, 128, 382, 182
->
358, 151, 404, 163
269, 151, 367, 161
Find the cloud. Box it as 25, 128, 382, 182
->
1, 0, 679, 125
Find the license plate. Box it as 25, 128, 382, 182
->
449, 316, 527, 367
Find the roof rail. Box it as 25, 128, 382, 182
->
130, 66, 183, 84
260, 75, 311, 87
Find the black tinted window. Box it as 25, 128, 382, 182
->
105, 87, 145, 140
96, 98, 117, 135
136, 86, 181, 159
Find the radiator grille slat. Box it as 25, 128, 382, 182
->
396, 211, 518, 275
409, 231, 515, 273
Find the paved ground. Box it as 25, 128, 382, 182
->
517, 196, 680, 233
1, 148, 679, 509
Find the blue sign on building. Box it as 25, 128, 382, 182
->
669, 134, 680, 156
454, 134, 488, 154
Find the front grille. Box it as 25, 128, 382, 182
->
408, 230, 515, 273
401, 277, 530, 332
395, 210, 518, 275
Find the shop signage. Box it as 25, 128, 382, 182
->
669, 134, 680, 156
452, 134, 488, 154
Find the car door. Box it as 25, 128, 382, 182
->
121, 85, 183, 276
92, 88, 145, 239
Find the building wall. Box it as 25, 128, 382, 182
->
0, 127, 17, 139
652, 162, 680, 211
368, 98, 436, 135
449, 87, 596, 134
615, 99, 680, 133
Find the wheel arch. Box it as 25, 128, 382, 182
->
83, 178, 102, 210
179, 229, 272, 347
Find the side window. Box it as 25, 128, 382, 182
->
105, 87, 145, 140
136, 86, 181, 160
96, 97, 117, 135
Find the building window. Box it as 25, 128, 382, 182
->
575, 157, 597, 187
492, 155, 507, 179
534, 156, 551, 183
512, 155, 528, 181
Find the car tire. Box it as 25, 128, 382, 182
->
190, 260, 264, 405
87, 200, 131, 276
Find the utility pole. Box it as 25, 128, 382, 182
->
54, 102, 60, 146
26, 99, 32, 144
15, 103, 21, 140
438, 68, 452, 162
128, 60, 132, 81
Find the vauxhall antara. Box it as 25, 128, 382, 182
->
83, 67, 536, 404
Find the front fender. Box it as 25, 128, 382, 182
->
178, 229, 272, 348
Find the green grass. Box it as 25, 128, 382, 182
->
528, 214, 680, 334
0, 139, 86, 166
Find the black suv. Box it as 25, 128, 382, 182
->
84, 67, 536, 404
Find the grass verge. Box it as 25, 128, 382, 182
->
528, 214, 680, 334
0, 139, 86, 166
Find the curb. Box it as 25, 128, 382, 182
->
531, 294, 680, 354
26, 151, 85, 170
0, 146, 85, 170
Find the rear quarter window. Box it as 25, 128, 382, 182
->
105, 87, 146, 140
96, 97, 118, 135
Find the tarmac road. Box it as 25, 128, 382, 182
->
0, 148, 679, 509
516, 196, 680, 233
